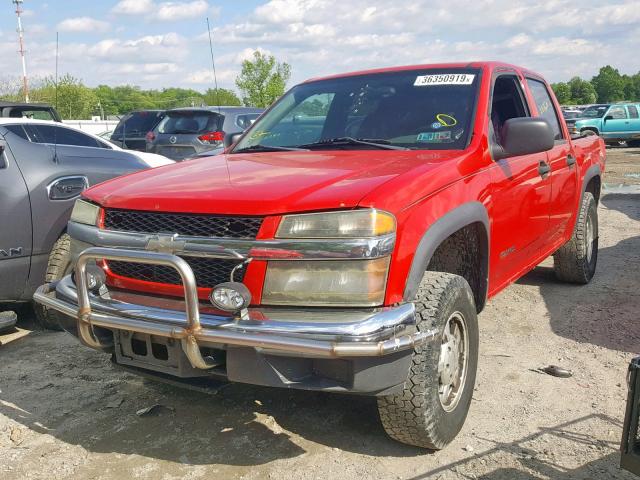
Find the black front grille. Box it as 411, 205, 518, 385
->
104, 209, 262, 239
108, 256, 246, 289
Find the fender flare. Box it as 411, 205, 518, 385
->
581, 164, 601, 196
403, 201, 490, 303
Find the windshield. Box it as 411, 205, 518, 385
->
580, 105, 609, 118
157, 111, 223, 135
114, 111, 164, 136
233, 68, 480, 152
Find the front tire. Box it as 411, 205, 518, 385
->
377, 272, 479, 449
33, 234, 72, 330
553, 192, 598, 284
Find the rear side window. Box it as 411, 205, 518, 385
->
3, 124, 29, 140
235, 113, 260, 130
27, 125, 104, 148
526, 78, 564, 140
157, 111, 223, 134
628, 106, 639, 119
114, 111, 164, 136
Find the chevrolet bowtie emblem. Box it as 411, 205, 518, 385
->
146, 233, 186, 253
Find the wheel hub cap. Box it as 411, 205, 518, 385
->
438, 312, 468, 412
585, 213, 594, 262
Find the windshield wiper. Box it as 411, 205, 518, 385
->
233, 144, 310, 153
297, 137, 408, 150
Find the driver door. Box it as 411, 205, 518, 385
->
488, 74, 552, 288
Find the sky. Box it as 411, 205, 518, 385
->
0, 0, 638, 93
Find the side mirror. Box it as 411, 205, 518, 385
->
224, 132, 243, 149
604, 115, 614, 122
493, 117, 555, 160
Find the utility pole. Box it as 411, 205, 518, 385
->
13, 0, 29, 103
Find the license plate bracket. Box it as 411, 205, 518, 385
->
114, 331, 211, 378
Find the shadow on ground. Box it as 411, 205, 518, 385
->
407, 414, 631, 479
0, 329, 424, 467
517, 194, 639, 353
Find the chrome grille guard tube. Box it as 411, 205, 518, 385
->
33, 247, 436, 370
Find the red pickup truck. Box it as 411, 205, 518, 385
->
35, 61, 606, 449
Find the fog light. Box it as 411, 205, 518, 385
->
84, 265, 106, 292
210, 282, 252, 312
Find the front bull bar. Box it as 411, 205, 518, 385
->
34, 247, 435, 370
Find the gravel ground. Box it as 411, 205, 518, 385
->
0, 149, 639, 480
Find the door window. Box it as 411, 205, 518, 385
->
608, 106, 628, 119
526, 78, 564, 140
628, 106, 639, 119
490, 75, 529, 146
26, 125, 106, 148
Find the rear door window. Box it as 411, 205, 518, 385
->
157, 111, 223, 134
3, 124, 29, 140
628, 105, 639, 119
526, 78, 564, 140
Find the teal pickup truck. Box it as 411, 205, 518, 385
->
570, 103, 640, 146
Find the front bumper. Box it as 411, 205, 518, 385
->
34, 247, 435, 393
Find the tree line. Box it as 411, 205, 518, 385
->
1, 58, 637, 118
0, 51, 291, 119
551, 65, 640, 105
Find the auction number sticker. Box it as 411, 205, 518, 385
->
414, 74, 475, 86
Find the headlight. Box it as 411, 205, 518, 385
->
70, 199, 100, 226
276, 209, 395, 238
262, 257, 390, 307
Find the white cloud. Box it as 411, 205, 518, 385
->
111, 0, 154, 15
57, 17, 110, 33
112, 0, 210, 22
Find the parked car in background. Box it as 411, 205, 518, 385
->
570, 103, 640, 146
0, 101, 62, 122
110, 110, 165, 151
97, 129, 115, 143
0, 118, 173, 329
35, 61, 606, 449
146, 106, 263, 160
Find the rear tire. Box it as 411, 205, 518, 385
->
553, 192, 598, 284
377, 271, 479, 450
33, 234, 72, 330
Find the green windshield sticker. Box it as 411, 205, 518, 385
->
417, 131, 452, 143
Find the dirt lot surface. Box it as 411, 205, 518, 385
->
1, 149, 639, 480
603, 145, 640, 186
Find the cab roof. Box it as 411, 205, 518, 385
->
303, 61, 545, 84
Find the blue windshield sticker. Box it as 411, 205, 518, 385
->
431, 122, 442, 129
417, 131, 452, 143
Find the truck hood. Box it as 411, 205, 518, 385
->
84, 150, 458, 215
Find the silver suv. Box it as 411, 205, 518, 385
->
146, 106, 263, 160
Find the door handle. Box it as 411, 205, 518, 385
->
566, 155, 576, 167
538, 161, 551, 178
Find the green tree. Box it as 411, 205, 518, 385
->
568, 77, 597, 104
551, 82, 572, 104
235, 51, 291, 107
203, 88, 241, 106
591, 66, 625, 102
30, 74, 98, 119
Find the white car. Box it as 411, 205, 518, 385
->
0, 118, 173, 168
